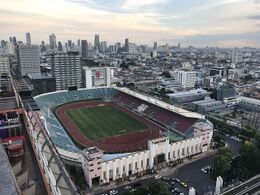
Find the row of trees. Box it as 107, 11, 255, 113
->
127, 180, 169, 195
211, 134, 260, 184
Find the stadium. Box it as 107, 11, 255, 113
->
34, 87, 213, 188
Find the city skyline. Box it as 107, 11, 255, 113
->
0, 0, 260, 47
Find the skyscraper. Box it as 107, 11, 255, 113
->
125, 38, 129, 52
40, 41, 46, 52
17, 44, 40, 76
68, 40, 72, 50
49, 33, 57, 49
100, 41, 107, 53
50, 51, 81, 90
81, 40, 88, 58
26, 32, 31, 45
94, 34, 100, 51
153, 42, 157, 50
58, 41, 63, 51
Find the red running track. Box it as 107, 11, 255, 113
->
55, 101, 164, 153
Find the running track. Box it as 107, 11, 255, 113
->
55, 101, 164, 153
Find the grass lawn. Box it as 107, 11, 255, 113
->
65, 105, 148, 140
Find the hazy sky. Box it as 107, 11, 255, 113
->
0, 0, 260, 47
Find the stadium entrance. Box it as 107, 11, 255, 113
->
154, 153, 165, 165
92, 176, 100, 187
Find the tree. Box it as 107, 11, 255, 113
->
211, 147, 233, 180
148, 180, 170, 195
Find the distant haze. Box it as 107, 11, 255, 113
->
0, 0, 260, 47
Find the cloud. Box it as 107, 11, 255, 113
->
122, 0, 168, 9
248, 15, 260, 20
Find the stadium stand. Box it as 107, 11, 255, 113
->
35, 87, 201, 153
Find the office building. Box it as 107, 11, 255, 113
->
192, 98, 226, 113
94, 34, 100, 51
26, 32, 31, 45
217, 84, 236, 101
40, 41, 46, 52
17, 44, 40, 76
81, 40, 88, 58
100, 41, 107, 53
153, 41, 157, 50
125, 38, 129, 52
68, 40, 72, 50
115, 42, 121, 53
0, 56, 10, 75
83, 67, 112, 89
27, 73, 55, 96
173, 70, 196, 89
50, 51, 81, 90
167, 88, 209, 104
49, 33, 57, 49
57, 41, 63, 52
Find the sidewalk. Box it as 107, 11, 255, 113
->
89, 149, 217, 194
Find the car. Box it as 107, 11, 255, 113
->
110, 190, 118, 195
180, 182, 188, 188
171, 181, 175, 185
179, 193, 184, 195
176, 178, 180, 183
130, 188, 136, 192
162, 177, 170, 181
155, 175, 162, 180
124, 185, 131, 190
133, 182, 142, 187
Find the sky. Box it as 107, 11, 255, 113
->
0, 0, 260, 47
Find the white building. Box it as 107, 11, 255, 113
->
50, 51, 81, 90
81, 122, 213, 188
83, 67, 112, 89
0, 56, 10, 75
173, 70, 196, 89
17, 44, 40, 76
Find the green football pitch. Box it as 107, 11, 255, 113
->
65, 105, 148, 140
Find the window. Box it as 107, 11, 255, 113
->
135, 162, 138, 169
182, 148, 185, 155
141, 160, 143, 168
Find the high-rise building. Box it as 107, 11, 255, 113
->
50, 51, 81, 90
68, 40, 72, 50
77, 39, 81, 47
231, 48, 243, 68
26, 32, 31, 45
81, 40, 88, 58
100, 41, 107, 53
0, 56, 10, 75
94, 34, 100, 51
40, 41, 46, 52
17, 44, 40, 76
125, 38, 129, 52
173, 70, 196, 89
217, 84, 236, 101
49, 33, 57, 49
115, 42, 121, 53
153, 42, 157, 50
57, 41, 63, 51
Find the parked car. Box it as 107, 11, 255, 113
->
155, 175, 162, 180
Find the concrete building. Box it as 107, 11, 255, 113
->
125, 38, 129, 52
173, 70, 196, 89
237, 96, 260, 112
49, 33, 57, 49
217, 84, 236, 101
94, 34, 100, 51
83, 67, 112, 89
17, 44, 40, 76
81, 40, 88, 58
25, 32, 31, 45
0, 56, 10, 76
192, 98, 226, 113
167, 88, 209, 104
27, 73, 55, 96
50, 51, 81, 90
100, 41, 107, 53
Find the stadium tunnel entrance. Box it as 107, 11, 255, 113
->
154, 153, 165, 165
92, 176, 100, 187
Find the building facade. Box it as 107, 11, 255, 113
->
0, 56, 10, 76
173, 70, 196, 89
17, 44, 40, 76
50, 51, 81, 90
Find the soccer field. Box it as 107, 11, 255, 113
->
65, 105, 148, 140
